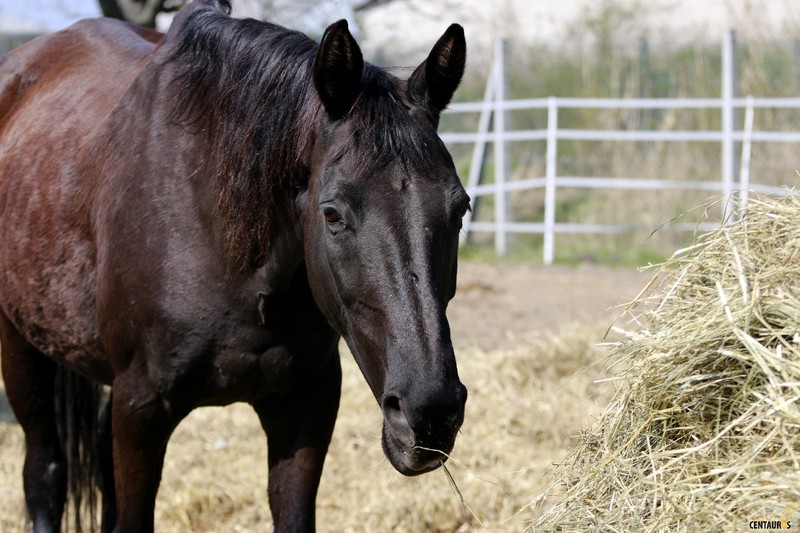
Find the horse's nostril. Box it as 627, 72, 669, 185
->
381, 394, 416, 446
382, 394, 401, 414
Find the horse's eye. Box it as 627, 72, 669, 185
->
456, 202, 471, 221
323, 207, 342, 225
455, 202, 470, 230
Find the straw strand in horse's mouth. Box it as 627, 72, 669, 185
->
433, 452, 484, 528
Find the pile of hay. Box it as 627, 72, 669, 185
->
532, 192, 800, 531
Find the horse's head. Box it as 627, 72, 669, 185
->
302, 21, 468, 475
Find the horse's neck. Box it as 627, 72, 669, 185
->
200, 161, 306, 295
260, 203, 306, 299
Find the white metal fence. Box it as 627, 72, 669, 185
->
442, 36, 800, 264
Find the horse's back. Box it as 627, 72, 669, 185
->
0, 19, 162, 382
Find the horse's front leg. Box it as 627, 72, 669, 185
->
109, 370, 183, 533
97, 393, 116, 533
252, 351, 342, 532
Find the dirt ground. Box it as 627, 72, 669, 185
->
0, 261, 651, 531
449, 262, 651, 350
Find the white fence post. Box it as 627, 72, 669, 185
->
721, 29, 736, 220
493, 39, 509, 256
740, 95, 754, 207
459, 61, 495, 245
543, 96, 558, 265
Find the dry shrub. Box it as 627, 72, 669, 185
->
532, 191, 800, 531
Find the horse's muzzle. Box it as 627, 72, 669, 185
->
379, 382, 467, 476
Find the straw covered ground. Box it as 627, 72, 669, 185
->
0, 263, 648, 531
533, 192, 800, 531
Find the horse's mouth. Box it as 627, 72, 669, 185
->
380, 425, 451, 476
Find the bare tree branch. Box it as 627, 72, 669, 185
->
352, 0, 395, 13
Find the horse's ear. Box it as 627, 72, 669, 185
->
407, 24, 466, 124
313, 20, 364, 120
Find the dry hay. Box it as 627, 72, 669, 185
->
532, 192, 800, 531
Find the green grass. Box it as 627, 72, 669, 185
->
459, 232, 672, 269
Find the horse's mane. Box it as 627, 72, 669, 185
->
166, 1, 319, 268
165, 0, 439, 269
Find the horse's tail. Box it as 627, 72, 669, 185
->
54, 365, 103, 532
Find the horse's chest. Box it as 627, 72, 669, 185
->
208, 320, 338, 402
154, 292, 339, 408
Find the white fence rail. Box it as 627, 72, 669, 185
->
442, 33, 800, 264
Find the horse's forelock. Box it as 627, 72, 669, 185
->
348, 66, 440, 178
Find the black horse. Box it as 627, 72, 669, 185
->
0, 0, 468, 531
